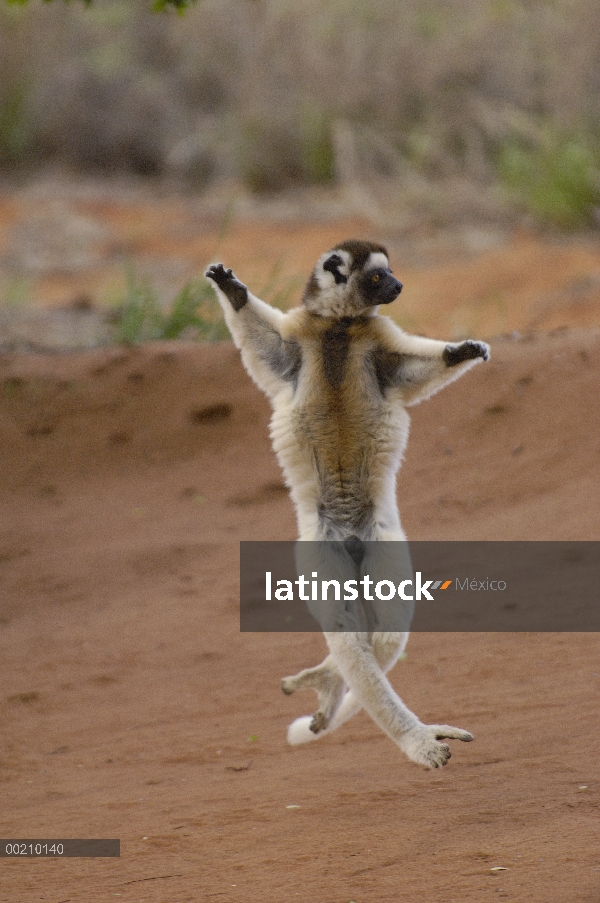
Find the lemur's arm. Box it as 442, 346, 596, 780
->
371, 324, 489, 406
206, 264, 301, 398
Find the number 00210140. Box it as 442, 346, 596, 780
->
3, 842, 64, 855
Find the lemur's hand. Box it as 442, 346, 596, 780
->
205, 263, 248, 311
443, 340, 490, 367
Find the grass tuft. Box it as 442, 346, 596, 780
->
497, 131, 600, 228
113, 269, 229, 345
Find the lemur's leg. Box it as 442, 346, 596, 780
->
284, 536, 412, 739
325, 631, 472, 768
284, 632, 408, 743
205, 264, 301, 398
282, 539, 365, 734
282, 655, 346, 735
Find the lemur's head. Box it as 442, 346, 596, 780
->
302, 239, 403, 318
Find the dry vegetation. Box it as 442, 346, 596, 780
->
1, 0, 600, 227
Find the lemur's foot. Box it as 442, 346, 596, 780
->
400, 723, 473, 769
281, 678, 329, 732
281, 665, 346, 734
205, 263, 248, 311
443, 340, 490, 366
309, 710, 328, 734
281, 676, 296, 696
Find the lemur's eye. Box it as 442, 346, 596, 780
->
371, 273, 380, 283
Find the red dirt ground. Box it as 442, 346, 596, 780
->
0, 194, 599, 902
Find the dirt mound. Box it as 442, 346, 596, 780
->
0, 325, 599, 902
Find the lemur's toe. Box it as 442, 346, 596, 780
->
281, 677, 295, 696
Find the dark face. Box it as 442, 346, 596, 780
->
359, 267, 403, 306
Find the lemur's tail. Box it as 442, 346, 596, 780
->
287, 690, 362, 745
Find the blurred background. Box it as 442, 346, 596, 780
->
2, 0, 600, 216
2, 10, 599, 894
0, 0, 599, 347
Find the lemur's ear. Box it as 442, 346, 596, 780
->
323, 254, 348, 285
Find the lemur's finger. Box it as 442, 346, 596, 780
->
477, 342, 490, 361
205, 263, 224, 281
460, 340, 484, 360
431, 725, 474, 742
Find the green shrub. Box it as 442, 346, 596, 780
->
497, 131, 600, 228
113, 270, 229, 344
299, 103, 335, 185
238, 106, 334, 194
238, 117, 304, 194
0, 84, 30, 166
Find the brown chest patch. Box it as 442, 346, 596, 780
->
321, 320, 352, 389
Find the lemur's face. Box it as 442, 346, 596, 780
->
302, 239, 403, 318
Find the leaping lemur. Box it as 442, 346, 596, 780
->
206, 239, 489, 769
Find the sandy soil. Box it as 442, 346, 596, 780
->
0, 194, 599, 902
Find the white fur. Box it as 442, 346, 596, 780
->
314, 249, 352, 290
366, 251, 389, 270
208, 247, 488, 768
